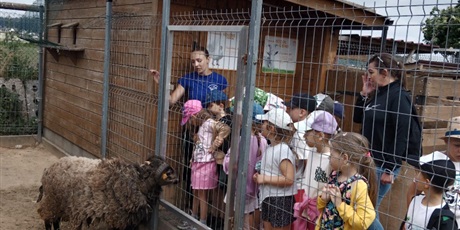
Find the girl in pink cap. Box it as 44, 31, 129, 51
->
182, 100, 231, 227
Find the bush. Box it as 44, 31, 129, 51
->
0, 87, 37, 135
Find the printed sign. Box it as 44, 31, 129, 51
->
207, 32, 239, 70
262, 35, 298, 74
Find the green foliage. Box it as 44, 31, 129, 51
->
423, 2, 460, 49
0, 87, 37, 135
0, 40, 39, 81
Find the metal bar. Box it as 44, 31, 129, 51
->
223, 28, 248, 230
168, 25, 248, 32
159, 199, 213, 230
233, 1, 263, 230
0, 2, 39, 12
100, 0, 113, 159
37, 5, 44, 142
153, 0, 171, 228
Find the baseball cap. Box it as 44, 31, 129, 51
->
442, 116, 460, 140
252, 102, 265, 123
204, 90, 228, 108
307, 110, 338, 135
333, 101, 345, 119
283, 93, 316, 112
419, 158, 456, 190
255, 108, 293, 130
181, 100, 202, 126
314, 93, 334, 114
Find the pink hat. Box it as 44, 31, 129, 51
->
181, 100, 202, 126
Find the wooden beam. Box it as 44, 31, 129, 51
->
0, 2, 40, 12
283, 0, 388, 27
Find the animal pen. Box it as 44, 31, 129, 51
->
2, 0, 460, 229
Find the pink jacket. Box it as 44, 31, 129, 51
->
223, 134, 267, 200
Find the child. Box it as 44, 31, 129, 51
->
283, 93, 317, 194
223, 102, 268, 230
253, 108, 297, 230
317, 132, 378, 230
403, 156, 457, 230
406, 116, 460, 226
181, 100, 230, 227
297, 110, 338, 229
204, 90, 232, 227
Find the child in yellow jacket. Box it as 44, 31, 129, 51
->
316, 132, 378, 230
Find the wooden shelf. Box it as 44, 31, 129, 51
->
44, 44, 85, 64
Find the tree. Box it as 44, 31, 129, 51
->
423, 2, 460, 49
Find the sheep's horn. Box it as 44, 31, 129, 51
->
154, 162, 170, 181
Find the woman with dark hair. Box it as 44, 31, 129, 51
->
353, 53, 421, 214
150, 46, 228, 105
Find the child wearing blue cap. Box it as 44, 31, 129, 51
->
203, 90, 232, 228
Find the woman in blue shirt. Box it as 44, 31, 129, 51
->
150, 46, 228, 105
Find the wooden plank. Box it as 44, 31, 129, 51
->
422, 128, 446, 148
44, 87, 102, 122
47, 69, 103, 93
425, 77, 460, 98
46, 78, 103, 105
416, 105, 460, 124
44, 107, 101, 156
325, 68, 363, 93
45, 96, 101, 133
406, 75, 425, 97
46, 61, 104, 81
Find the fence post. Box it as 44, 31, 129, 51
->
37, 5, 44, 142
153, 0, 172, 229
101, 0, 113, 159
231, 1, 263, 230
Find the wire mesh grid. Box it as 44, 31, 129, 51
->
102, 1, 460, 230
0, 8, 40, 135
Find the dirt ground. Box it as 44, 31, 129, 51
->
0, 145, 64, 230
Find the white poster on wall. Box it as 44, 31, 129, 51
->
207, 32, 239, 70
262, 35, 298, 74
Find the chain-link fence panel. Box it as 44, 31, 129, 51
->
0, 8, 41, 135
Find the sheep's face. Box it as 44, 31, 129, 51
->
142, 157, 179, 186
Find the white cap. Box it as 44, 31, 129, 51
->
419, 151, 449, 166
255, 108, 293, 130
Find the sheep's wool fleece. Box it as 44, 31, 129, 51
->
37, 156, 155, 229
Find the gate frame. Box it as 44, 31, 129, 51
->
157, 25, 250, 230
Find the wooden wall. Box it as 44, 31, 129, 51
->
44, 0, 340, 161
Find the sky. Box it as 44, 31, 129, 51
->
3, 0, 457, 43
345, 0, 456, 43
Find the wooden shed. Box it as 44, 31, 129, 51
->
42, 0, 388, 161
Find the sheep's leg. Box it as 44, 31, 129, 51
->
52, 219, 60, 230
44, 220, 52, 230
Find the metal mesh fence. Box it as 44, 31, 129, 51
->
0, 8, 40, 135
34, 0, 460, 229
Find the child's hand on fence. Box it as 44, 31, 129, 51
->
328, 185, 343, 206
211, 136, 224, 151
253, 173, 264, 184
149, 69, 160, 84
320, 186, 331, 202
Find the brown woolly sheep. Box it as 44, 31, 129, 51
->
36, 156, 178, 230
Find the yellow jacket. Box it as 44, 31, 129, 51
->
316, 180, 376, 230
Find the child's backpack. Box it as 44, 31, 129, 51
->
426, 203, 458, 230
